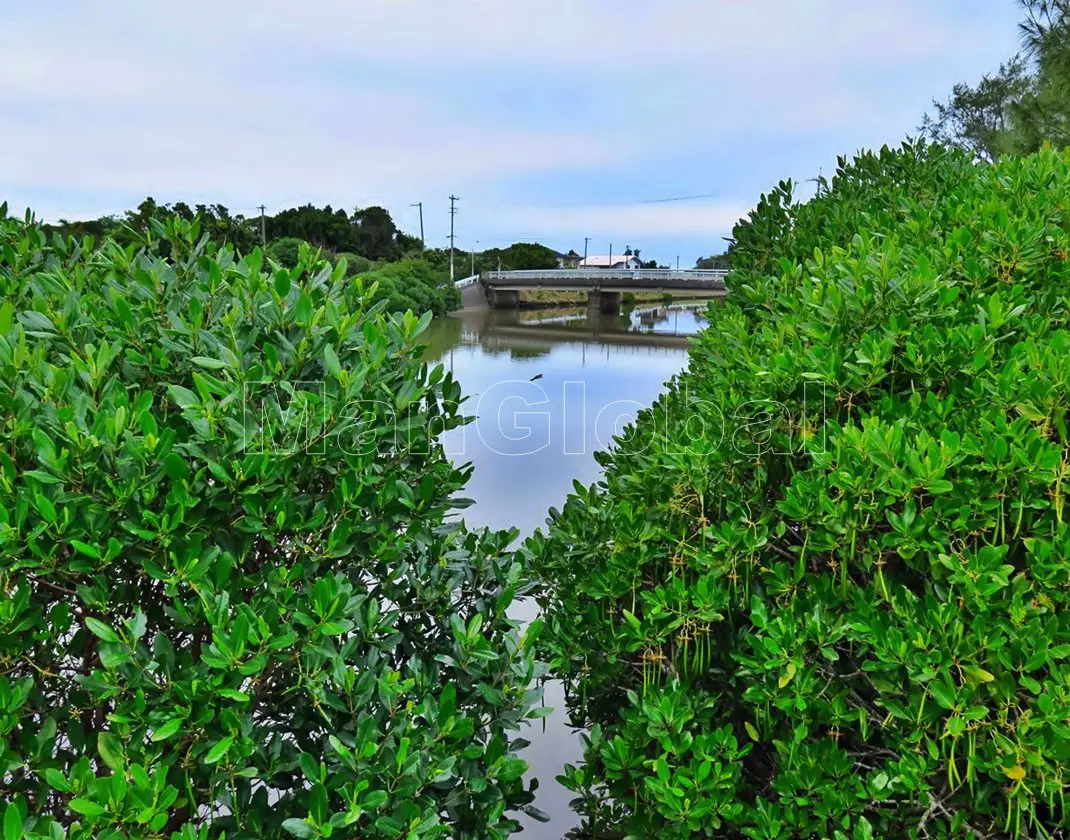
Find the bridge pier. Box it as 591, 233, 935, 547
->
587, 290, 621, 315
487, 288, 520, 309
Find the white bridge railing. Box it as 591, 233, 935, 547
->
484, 268, 728, 284
454, 274, 481, 289
478, 268, 728, 292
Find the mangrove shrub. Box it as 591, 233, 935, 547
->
530, 143, 1070, 838
0, 213, 542, 839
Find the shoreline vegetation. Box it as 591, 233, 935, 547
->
5, 140, 1070, 839
527, 141, 1070, 838
0, 213, 545, 839
40, 200, 724, 323
4, 0, 1070, 827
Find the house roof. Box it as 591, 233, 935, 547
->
579, 255, 641, 267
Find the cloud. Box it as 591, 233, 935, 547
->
0, 25, 622, 221
126, 0, 995, 75
0, 0, 1021, 259
486, 199, 755, 240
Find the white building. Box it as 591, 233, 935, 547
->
579, 254, 643, 269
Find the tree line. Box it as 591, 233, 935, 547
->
45, 199, 639, 316
46, 198, 726, 277
45, 199, 422, 263
45, 199, 628, 273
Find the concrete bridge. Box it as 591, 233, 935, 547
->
462, 268, 728, 311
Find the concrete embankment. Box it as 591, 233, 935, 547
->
460, 282, 488, 310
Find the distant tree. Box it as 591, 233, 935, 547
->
921, 59, 1032, 161
200, 204, 259, 253
44, 198, 416, 263
269, 205, 357, 252
481, 242, 560, 271
922, 0, 1070, 158
695, 250, 732, 270
396, 231, 423, 255
44, 216, 119, 241
1016, 0, 1070, 150
417, 248, 454, 273
334, 251, 375, 276
45, 199, 258, 252
351, 205, 400, 261
122, 197, 162, 240
266, 236, 307, 269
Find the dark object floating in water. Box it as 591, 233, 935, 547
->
530, 373, 544, 381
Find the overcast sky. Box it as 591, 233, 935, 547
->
2, 1, 1023, 265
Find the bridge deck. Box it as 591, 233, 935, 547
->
478, 268, 727, 294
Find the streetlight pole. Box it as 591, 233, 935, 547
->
609, 242, 613, 269
411, 202, 424, 248
448, 195, 458, 283
676, 255, 680, 271
471, 241, 478, 277
583, 236, 590, 267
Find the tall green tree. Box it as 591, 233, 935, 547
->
921, 59, 1032, 161
695, 249, 733, 270
479, 243, 560, 272
350, 206, 400, 261
267, 205, 358, 252
1016, 0, 1070, 150
923, 0, 1070, 157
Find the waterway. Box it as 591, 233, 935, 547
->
422, 301, 707, 838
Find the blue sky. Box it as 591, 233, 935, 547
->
1, 1, 1024, 266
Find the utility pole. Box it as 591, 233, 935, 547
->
257, 204, 266, 245
411, 202, 424, 248
448, 195, 458, 283
471, 240, 478, 277
609, 242, 613, 269
583, 236, 590, 267
807, 167, 824, 198
676, 255, 680, 270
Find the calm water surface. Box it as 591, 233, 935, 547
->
423, 302, 707, 838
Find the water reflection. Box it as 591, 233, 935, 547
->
422, 302, 707, 838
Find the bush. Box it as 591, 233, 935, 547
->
0, 212, 543, 839
371, 259, 460, 317
265, 235, 307, 269
334, 251, 374, 277
528, 143, 1070, 837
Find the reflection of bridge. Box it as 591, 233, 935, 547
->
487, 323, 693, 349
466, 268, 728, 311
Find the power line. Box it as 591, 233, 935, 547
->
478, 192, 722, 210
634, 192, 721, 204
